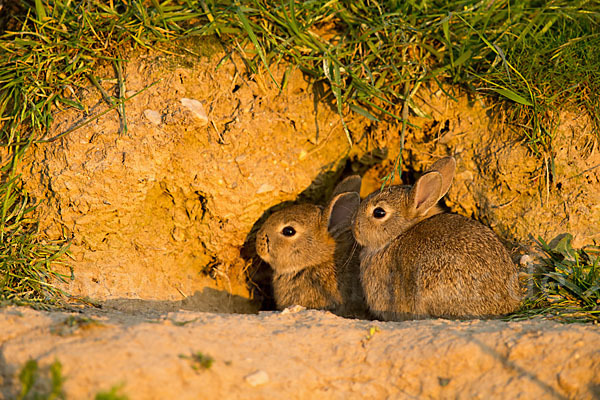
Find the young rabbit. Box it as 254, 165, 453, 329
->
353, 156, 521, 321
255, 175, 368, 319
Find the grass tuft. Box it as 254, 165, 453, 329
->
205, 0, 600, 150
512, 234, 600, 322
179, 351, 215, 371
0, 0, 209, 303
18, 358, 65, 400
95, 384, 129, 400
0, 179, 71, 304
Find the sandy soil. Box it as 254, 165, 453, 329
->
9, 40, 600, 400
1, 306, 599, 399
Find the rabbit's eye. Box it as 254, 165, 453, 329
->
282, 226, 296, 237
373, 207, 386, 219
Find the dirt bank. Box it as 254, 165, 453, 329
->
19, 45, 599, 314
20, 47, 373, 311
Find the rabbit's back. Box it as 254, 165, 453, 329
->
364, 213, 521, 320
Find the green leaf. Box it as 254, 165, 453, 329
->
442, 18, 450, 45
350, 104, 379, 121
489, 88, 533, 106
35, 0, 47, 21
49, 360, 65, 399
453, 49, 472, 68
552, 233, 576, 260
57, 96, 85, 110
18, 359, 39, 400
236, 7, 279, 89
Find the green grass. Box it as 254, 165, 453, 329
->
18, 359, 64, 400
1, 0, 598, 305
207, 0, 600, 152
511, 234, 600, 322
0, 178, 71, 304
18, 358, 128, 400
95, 385, 129, 400
179, 352, 215, 371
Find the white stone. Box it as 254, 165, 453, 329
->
519, 254, 533, 266
180, 98, 208, 124
281, 305, 306, 314
144, 109, 162, 125
256, 184, 275, 194
245, 370, 269, 387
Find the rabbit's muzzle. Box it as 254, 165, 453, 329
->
351, 217, 365, 246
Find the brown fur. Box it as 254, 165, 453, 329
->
255, 176, 369, 319
353, 157, 521, 321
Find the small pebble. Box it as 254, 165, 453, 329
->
144, 109, 162, 125
245, 370, 269, 387
180, 98, 208, 124
281, 305, 306, 314
256, 184, 275, 194
519, 254, 533, 266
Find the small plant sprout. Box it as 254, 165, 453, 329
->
179, 352, 215, 371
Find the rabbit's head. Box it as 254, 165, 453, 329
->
256, 176, 361, 274
353, 156, 456, 250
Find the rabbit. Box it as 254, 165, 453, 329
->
352, 156, 521, 321
255, 175, 369, 319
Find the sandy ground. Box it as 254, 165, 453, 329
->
8, 42, 600, 400
1, 306, 599, 399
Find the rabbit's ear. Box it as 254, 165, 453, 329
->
331, 175, 362, 198
409, 171, 443, 216
428, 156, 456, 198
325, 192, 360, 235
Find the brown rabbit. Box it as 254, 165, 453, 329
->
255, 176, 368, 318
352, 156, 521, 321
